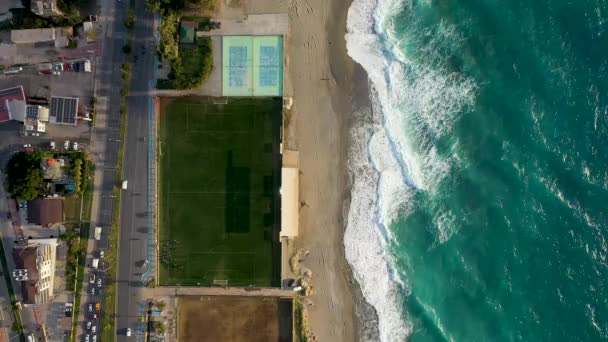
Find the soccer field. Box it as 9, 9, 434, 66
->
158, 97, 282, 286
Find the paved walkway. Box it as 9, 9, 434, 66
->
143, 286, 296, 299
196, 14, 289, 37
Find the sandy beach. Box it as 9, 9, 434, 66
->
283, 0, 376, 340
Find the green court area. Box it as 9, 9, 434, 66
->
158, 97, 281, 287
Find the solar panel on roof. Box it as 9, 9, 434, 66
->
50, 97, 77, 124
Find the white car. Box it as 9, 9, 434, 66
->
50, 141, 55, 150
126, 328, 131, 337
22, 144, 31, 148
86, 321, 92, 330
91, 325, 96, 333
84, 334, 90, 342
73, 142, 79, 150
99, 251, 105, 258
64, 140, 70, 149
92, 335, 97, 342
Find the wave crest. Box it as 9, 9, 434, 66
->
345, 0, 479, 340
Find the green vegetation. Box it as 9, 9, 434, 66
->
0, 65, 5, 71
5, 152, 43, 200
2, 8, 83, 30
0, 241, 23, 336
294, 299, 310, 342
158, 97, 281, 286
160, 37, 213, 90
124, 9, 135, 30
122, 43, 132, 54
158, 12, 179, 61
146, 0, 217, 13
68, 39, 78, 49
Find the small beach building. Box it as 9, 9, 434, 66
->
280, 150, 299, 238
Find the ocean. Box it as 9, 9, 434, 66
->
344, 0, 608, 341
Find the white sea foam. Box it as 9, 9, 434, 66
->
345, 0, 478, 340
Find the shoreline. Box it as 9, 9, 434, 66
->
285, 0, 379, 340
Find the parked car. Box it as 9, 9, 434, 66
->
99, 251, 105, 258
96, 279, 102, 288
86, 321, 92, 330
74, 62, 80, 72
92, 335, 97, 342
64, 63, 70, 71
90, 287, 95, 296
126, 328, 131, 337
84, 335, 89, 342
50, 141, 55, 150
89, 273, 95, 284
73, 142, 78, 150
64, 140, 70, 149
88, 304, 93, 313
91, 325, 96, 334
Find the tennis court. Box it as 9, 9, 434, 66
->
222, 36, 284, 97
158, 97, 282, 287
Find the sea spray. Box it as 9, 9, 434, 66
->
345, 0, 478, 340
348, 0, 608, 340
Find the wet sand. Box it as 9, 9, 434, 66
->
284, 0, 376, 340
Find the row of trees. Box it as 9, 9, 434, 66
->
5, 152, 89, 200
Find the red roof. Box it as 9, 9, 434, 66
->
0, 86, 26, 122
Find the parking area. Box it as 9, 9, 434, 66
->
0, 59, 95, 166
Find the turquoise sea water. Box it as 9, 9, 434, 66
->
345, 0, 608, 341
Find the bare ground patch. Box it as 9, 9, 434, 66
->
177, 296, 293, 342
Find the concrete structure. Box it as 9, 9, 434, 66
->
6, 99, 26, 122
280, 150, 299, 238
27, 198, 64, 227
11, 27, 73, 47
196, 14, 289, 37
30, 0, 62, 17
24, 105, 49, 132
49, 96, 78, 125
12, 238, 59, 306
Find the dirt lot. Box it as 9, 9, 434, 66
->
177, 296, 293, 342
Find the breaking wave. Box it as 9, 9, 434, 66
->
344, 0, 478, 340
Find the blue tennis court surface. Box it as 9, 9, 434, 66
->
223, 36, 283, 96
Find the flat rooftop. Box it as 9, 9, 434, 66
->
0, 86, 25, 122
49, 96, 78, 125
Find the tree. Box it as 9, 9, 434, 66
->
5, 152, 43, 200
156, 301, 166, 311
155, 322, 166, 334
158, 12, 179, 61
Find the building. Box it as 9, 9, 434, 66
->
27, 198, 64, 227
179, 21, 197, 45
0, 86, 25, 122
10, 27, 73, 47
49, 96, 78, 126
1, 89, 50, 132
30, 0, 62, 17
12, 238, 58, 306
24, 105, 49, 132
280, 150, 299, 239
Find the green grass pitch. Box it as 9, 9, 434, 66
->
158, 97, 281, 286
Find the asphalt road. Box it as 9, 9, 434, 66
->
76, 0, 132, 339
115, 1, 157, 340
